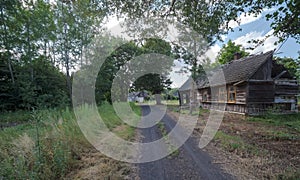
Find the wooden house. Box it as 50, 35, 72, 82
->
179, 51, 299, 115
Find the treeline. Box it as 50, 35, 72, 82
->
0, 0, 107, 110
1, 0, 299, 110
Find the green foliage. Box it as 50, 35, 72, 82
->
134, 73, 172, 94
0, 110, 31, 129
274, 56, 300, 80
94, 38, 173, 104
132, 38, 173, 95
109, 1, 241, 43
142, 38, 172, 56
217, 40, 249, 64
95, 41, 143, 103
0, 57, 69, 111
233, 0, 300, 43
1, 0, 107, 111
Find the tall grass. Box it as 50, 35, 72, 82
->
0, 107, 85, 179
0, 102, 141, 179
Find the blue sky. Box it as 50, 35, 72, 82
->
221, 10, 300, 59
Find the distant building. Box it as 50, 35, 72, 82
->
127, 91, 148, 103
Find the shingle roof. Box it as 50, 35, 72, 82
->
196, 51, 274, 88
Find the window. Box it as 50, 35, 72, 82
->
183, 94, 186, 104
219, 87, 226, 102
228, 86, 236, 103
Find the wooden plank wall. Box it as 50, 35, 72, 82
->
201, 102, 246, 113
275, 84, 299, 95
236, 84, 246, 104
247, 81, 275, 103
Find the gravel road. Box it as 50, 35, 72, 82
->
138, 105, 234, 180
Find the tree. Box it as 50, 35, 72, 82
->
16, 58, 69, 109
216, 40, 249, 64
109, 0, 242, 43
131, 38, 173, 104
95, 41, 143, 104
133, 74, 172, 104
53, 0, 107, 102
232, 0, 300, 43
274, 56, 300, 80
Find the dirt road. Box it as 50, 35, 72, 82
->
138, 105, 233, 180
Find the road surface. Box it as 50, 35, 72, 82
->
138, 105, 233, 180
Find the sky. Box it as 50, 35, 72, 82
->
104, 9, 300, 88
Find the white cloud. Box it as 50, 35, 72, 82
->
204, 44, 221, 63
233, 30, 279, 54
233, 31, 263, 51
104, 16, 124, 29
252, 30, 279, 54
227, 12, 262, 29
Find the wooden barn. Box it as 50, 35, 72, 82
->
179, 51, 299, 115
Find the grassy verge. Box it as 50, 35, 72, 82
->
0, 102, 141, 179
0, 110, 31, 128
247, 113, 300, 133
99, 102, 141, 140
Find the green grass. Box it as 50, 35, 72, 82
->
99, 102, 141, 140
0, 108, 82, 179
157, 122, 180, 157
0, 102, 141, 179
247, 113, 300, 133
214, 131, 262, 156
0, 110, 31, 127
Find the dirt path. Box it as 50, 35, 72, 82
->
138, 105, 233, 180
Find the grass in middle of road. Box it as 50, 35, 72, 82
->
158, 122, 180, 157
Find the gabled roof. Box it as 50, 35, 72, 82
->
197, 51, 274, 88
178, 77, 193, 91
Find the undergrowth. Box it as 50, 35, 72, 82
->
0, 102, 141, 179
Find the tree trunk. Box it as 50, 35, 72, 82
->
189, 80, 195, 114
1, 8, 15, 84
155, 94, 162, 105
